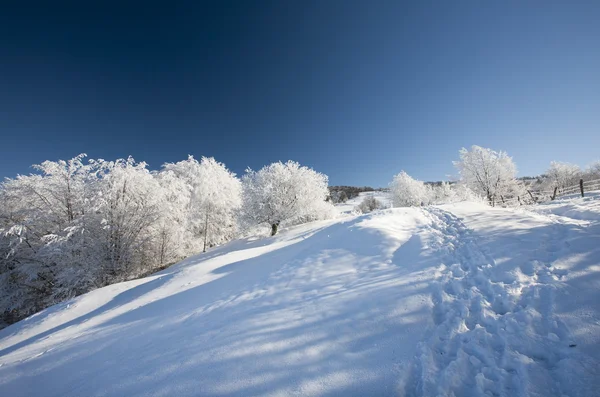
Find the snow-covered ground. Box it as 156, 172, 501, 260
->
335, 191, 393, 214
528, 191, 600, 223
1, 196, 599, 396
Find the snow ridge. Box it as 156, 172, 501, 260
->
402, 207, 590, 397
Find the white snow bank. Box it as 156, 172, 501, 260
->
527, 191, 600, 223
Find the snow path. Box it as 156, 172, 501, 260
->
405, 203, 600, 397
1, 202, 599, 396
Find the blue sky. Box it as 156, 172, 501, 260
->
1, 1, 599, 187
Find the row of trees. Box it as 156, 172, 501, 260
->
3, 147, 597, 326
541, 161, 600, 192
390, 145, 600, 208
0, 155, 334, 328
388, 146, 522, 208
390, 172, 480, 208
328, 186, 376, 204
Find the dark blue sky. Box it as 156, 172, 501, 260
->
1, 1, 599, 186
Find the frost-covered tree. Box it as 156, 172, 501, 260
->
452, 183, 482, 203
0, 154, 92, 235
161, 156, 241, 252
0, 153, 245, 329
195, 158, 241, 251
241, 161, 334, 236
329, 190, 348, 204
355, 195, 384, 213
154, 169, 195, 263
428, 182, 456, 204
584, 161, 600, 182
389, 171, 428, 207
453, 146, 520, 206
587, 161, 600, 175
545, 161, 581, 191
424, 182, 483, 205
0, 154, 98, 325
90, 157, 164, 282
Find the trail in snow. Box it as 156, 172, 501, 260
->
401, 205, 599, 397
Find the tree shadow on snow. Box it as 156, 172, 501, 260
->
0, 212, 440, 396
0, 273, 175, 358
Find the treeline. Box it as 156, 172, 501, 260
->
0, 155, 334, 328
388, 146, 600, 208
526, 161, 600, 192
3, 147, 598, 328
328, 186, 376, 203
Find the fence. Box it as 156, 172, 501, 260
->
497, 178, 600, 208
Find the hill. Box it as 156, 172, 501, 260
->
1, 195, 599, 396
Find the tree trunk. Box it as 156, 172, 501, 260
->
551, 186, 558, 200
203, 211, 209, 252
485, 187, 495, 206
580, 179, 584, 197
271, 222, 279, 236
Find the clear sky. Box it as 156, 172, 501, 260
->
1, 1, 599, 187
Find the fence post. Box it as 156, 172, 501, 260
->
580, 179, 584, 197
518, 196, 522, 206
551, 186, 558, 200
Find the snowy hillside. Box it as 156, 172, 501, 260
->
1, 198, 600, 396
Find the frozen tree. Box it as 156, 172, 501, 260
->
452, 183, 482, 203
161, 156, 241, 252
241, 161, 334, 236
329, 190, 348, 204
0, 154, 93, 237
587, 161, 600, 175
0, 154, 98, 324
584, 161, 600, 181
389, 171, 429, 207
545, 161, 581, 191
154, 169, 194, 264
355, 195, 383, 213
453, 146, 520, 206
428, 182, 456, 204
424, 182, 483, 205
0, 153, 245, 329
158, 156, 201, 254
193, 157, 241, 252
91, 157, 164, 283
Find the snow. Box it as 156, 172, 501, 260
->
1, 197, 600, 396
416, 202, 600, 396
335, 191, 392, 214
527, 191, 600, 223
